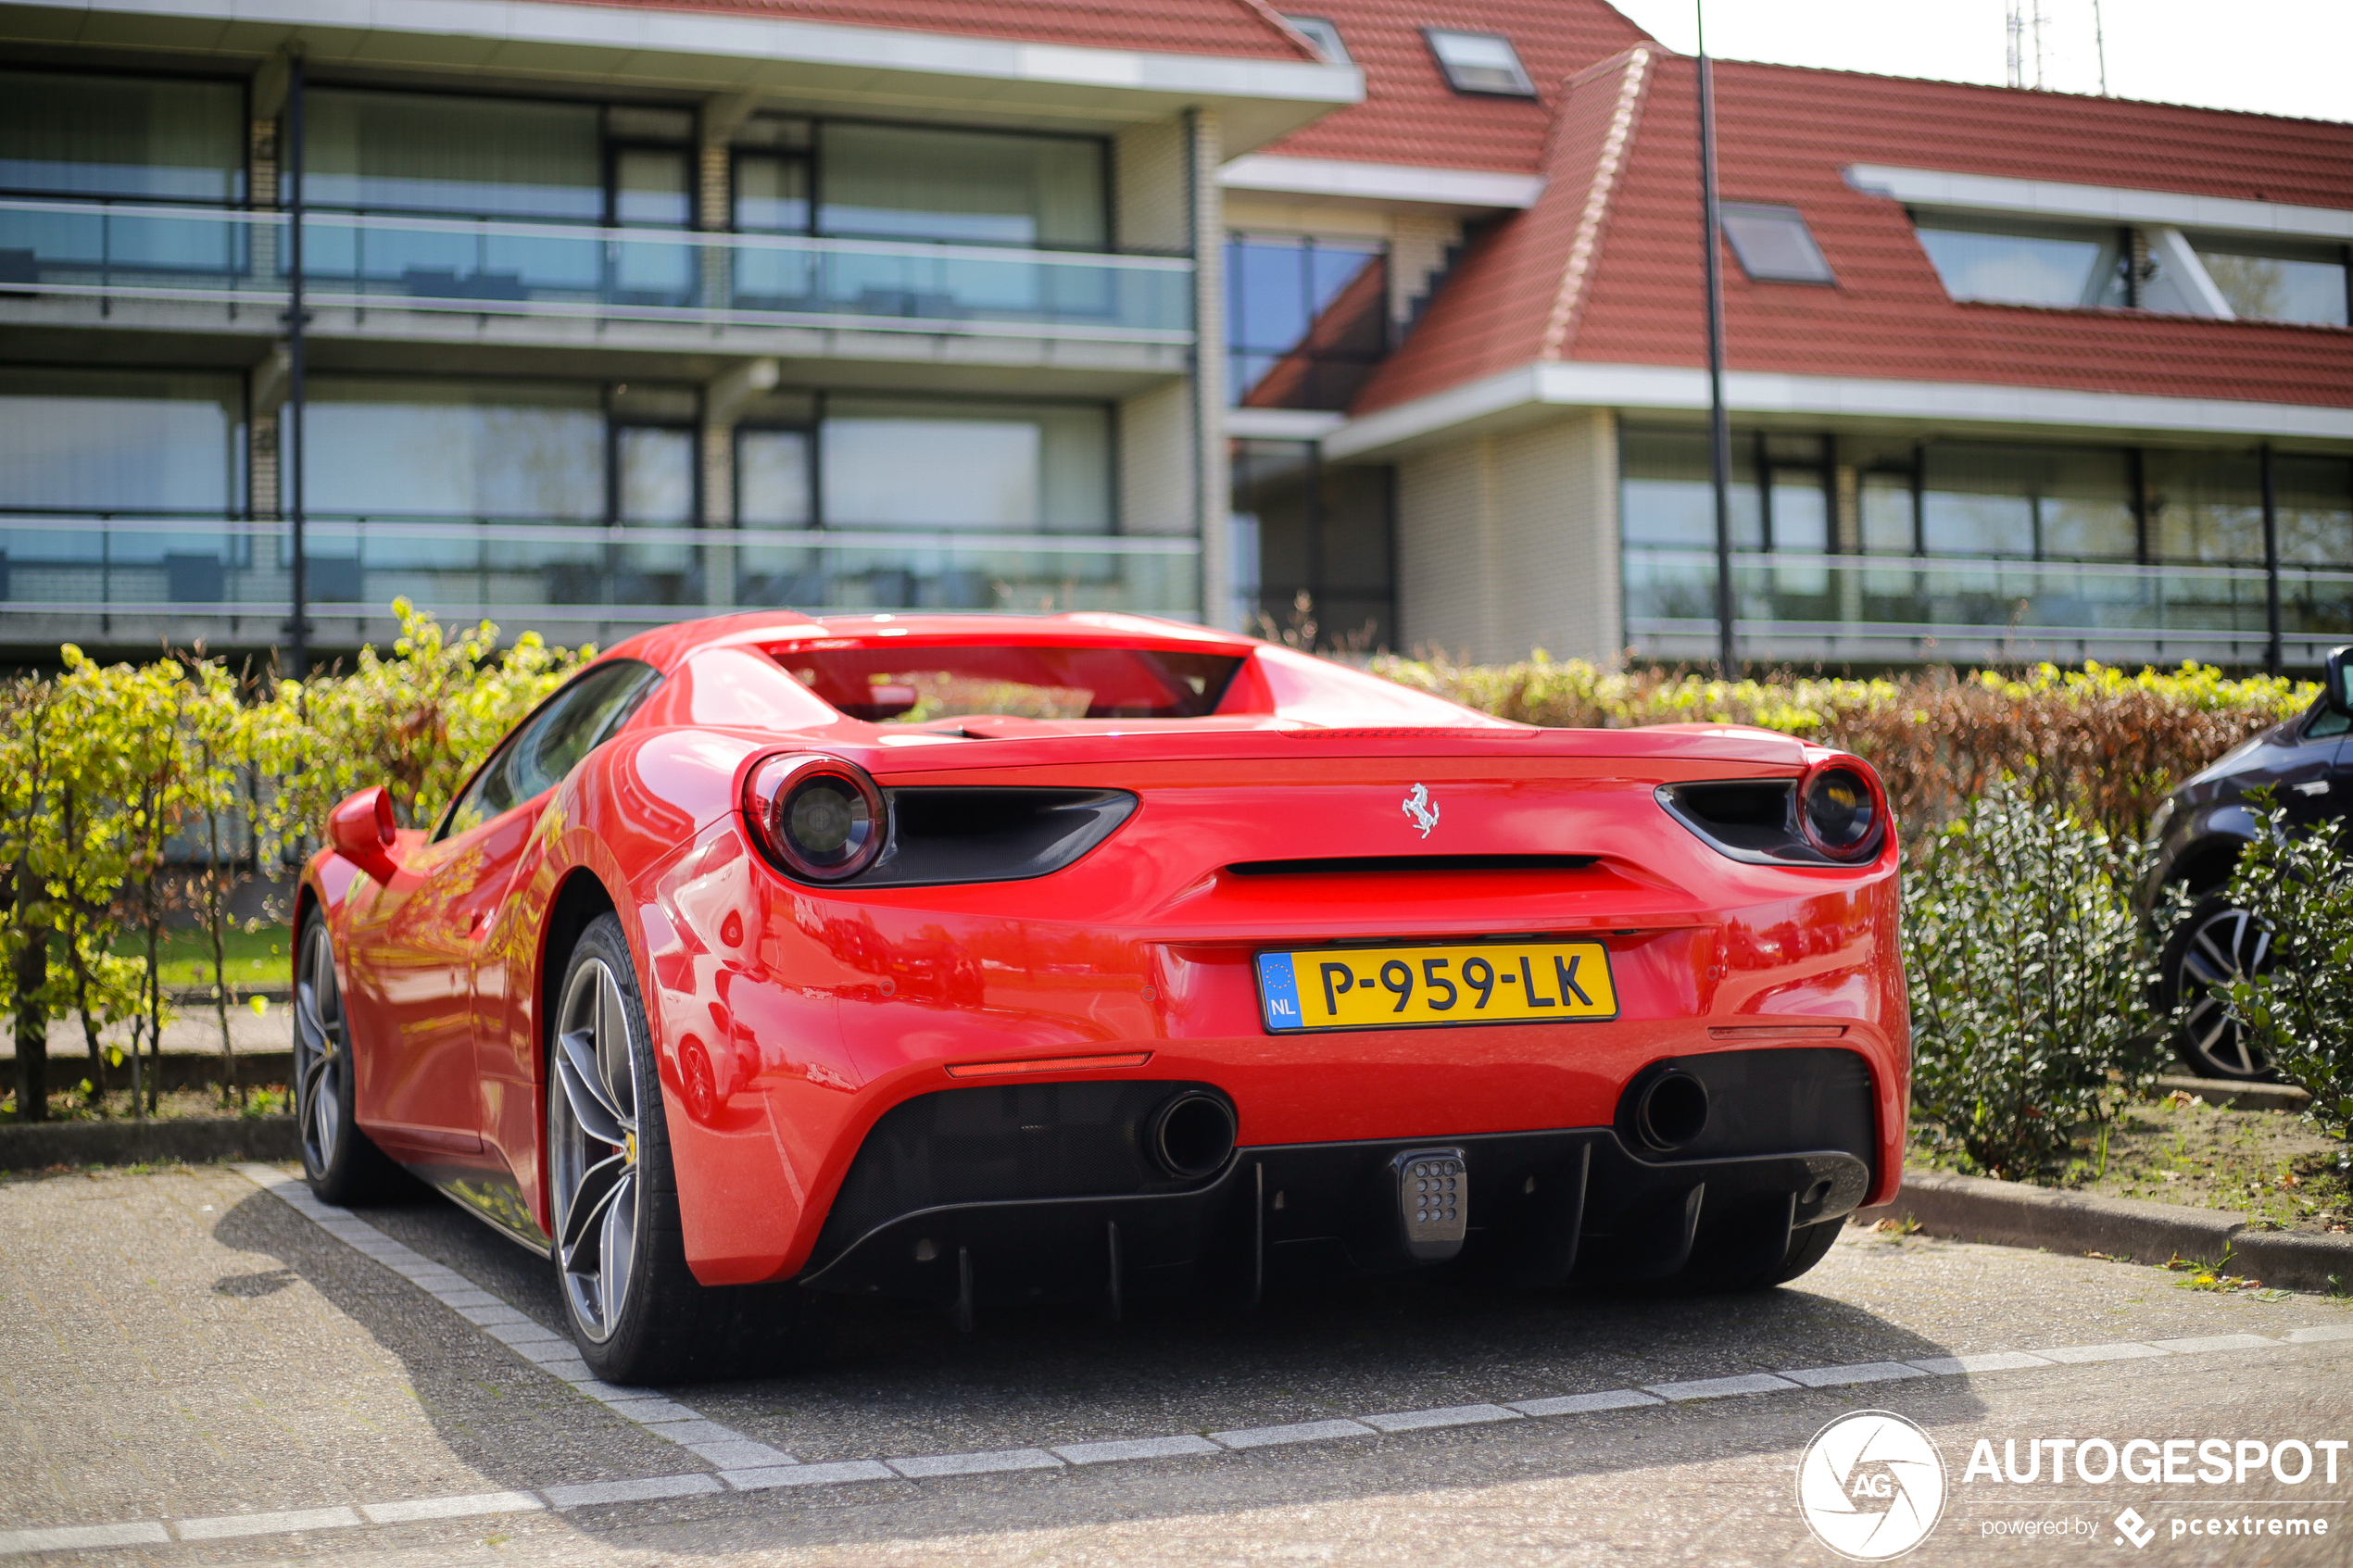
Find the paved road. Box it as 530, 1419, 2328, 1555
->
2, 1162, 2348, 1566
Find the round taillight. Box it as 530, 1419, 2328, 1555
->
744, 754, 887, 882
1799, 760, 1884, 861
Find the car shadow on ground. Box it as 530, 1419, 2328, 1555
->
210, 1182, 1988, 1554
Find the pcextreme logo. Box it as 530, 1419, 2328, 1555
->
1798, 1411, 1949, 1562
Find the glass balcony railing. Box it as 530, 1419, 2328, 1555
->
0, 196, 1194, 341
0, 515, 1203, 627
1625, 548, 2353, 662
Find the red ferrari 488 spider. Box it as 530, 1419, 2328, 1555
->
296, 612, 1906, 1383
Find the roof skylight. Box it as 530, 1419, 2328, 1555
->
1424, 30, 1535, 97
1720, 204, 1836, 284
1281, 15, 1350, 66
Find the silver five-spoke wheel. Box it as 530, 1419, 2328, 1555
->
550, 956, 645, 1342
295, 920, 346, 1175
2171, 901, 2275, 1081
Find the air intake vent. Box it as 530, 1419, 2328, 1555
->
1227, 854, 1594, 877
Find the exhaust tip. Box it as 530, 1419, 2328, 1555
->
1147, 1090, 1238, 1179
1634, 1070, 1710, 1153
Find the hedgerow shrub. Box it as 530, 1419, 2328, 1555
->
2210, 801, 2353, 1147
1901, 784, 2167, 1177
2, 600, 585, 1120
1373, 653, 2307, 844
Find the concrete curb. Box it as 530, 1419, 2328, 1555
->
0, 1116, 297, 1171
1859, 1170, 2353, 1294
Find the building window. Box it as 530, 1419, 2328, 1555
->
1921, 444, 2135, 560
1424, 30, 1535, 96
1912, 216, 2129, 308
2146, 450, 2263, 563
2189, 237, 2351, 327
307, 378, 607, 521
0, 70, 245, 202
1230, 439, 1393, 649
1618, 430, 1759, 549
1719, 204, 1835, 284
0, 367, 248, 608
733, 118, 812, 234
817, 124, 1105, 249
0, 368, 245, 515
306, 91, 605, 220
1226, 233, 1388, 409
821, 398, 1111, 533
1280, 15, 1350, 64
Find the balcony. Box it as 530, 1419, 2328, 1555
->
0, 515, 1202, 646
1626, 548, 2353, 667
0, 197, 1195, 344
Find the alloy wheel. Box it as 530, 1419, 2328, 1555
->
550, 958, 644, 1342
2174, 903, 2275, 1080
294, 922, 345, 1174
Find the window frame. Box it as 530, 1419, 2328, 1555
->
1422, 29, 1537, 98
1718, 202, 1836, 286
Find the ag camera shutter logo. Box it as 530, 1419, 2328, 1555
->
1797, 1411, 1948, 1561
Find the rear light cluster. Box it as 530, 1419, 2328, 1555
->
744, 754, 887, 882
1655, 756, 1890, 867
741, 752, 1139, 888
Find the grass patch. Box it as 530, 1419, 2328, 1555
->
112, 926, 291, 991
1912, 1091, 2352, 1235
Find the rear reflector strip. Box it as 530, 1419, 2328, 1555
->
945, 1051, 1153, 1079
1706, 1024, 1847, 1039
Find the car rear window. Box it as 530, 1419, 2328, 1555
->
780, 645, 1244, 722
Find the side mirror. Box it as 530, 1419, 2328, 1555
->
326, 786, 402, 884
2327, 646, 2353, 716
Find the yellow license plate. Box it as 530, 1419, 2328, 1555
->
1255, 940, 1617, 1033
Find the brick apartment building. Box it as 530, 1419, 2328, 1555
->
1, 0, 2347, 667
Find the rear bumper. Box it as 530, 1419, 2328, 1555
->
799, 1128, 1871, 1307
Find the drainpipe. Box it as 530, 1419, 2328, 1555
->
2262, 443, 2282, 677
284, 50, 309, 678
1695, 37, 1735, 676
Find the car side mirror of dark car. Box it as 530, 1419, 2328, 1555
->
2327, 646, 2353, 716
326, 785, 403, 884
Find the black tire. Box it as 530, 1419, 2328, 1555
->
294, 910, 410, 1206
2156, 894, 2279, 1082
547, 913, 829, 1385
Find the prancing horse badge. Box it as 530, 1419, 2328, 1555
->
1402, 783, 1440, 838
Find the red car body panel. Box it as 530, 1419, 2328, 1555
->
301, 612, 1907, 1289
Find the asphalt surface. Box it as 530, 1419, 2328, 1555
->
3, 1162, 2349, 1566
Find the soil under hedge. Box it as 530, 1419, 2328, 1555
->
1913, 1091, 2352, 1236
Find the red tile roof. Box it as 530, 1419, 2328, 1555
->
579, 0, 1321, 61
1263, 0, 1654, 170
1355, 52, 2353, 418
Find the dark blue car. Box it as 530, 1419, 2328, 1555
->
2139, 646, 2353, 1081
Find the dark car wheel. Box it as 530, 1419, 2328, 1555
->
294, 911, 409, 1206
2157, 894, 2279, 1082
548, 913, 830, 1385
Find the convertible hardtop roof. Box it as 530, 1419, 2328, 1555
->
606, 610, 1260, 671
